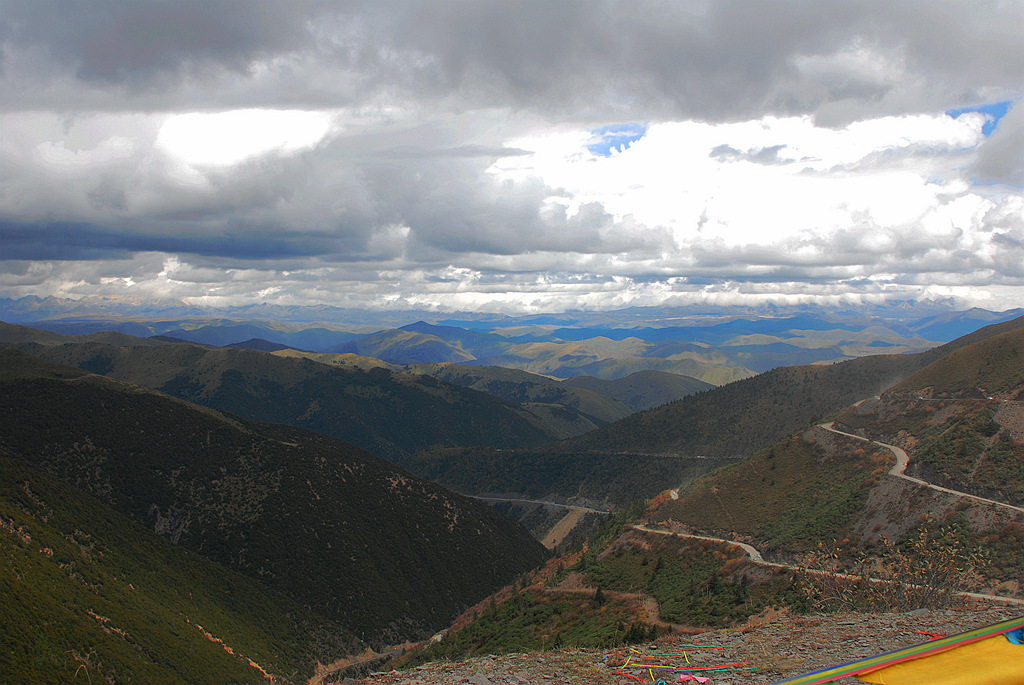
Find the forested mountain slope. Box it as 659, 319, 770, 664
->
274, 351, 636, 426
399, 317, 1024, 507
0, 348, 548, 644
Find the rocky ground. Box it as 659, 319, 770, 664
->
337, 602, 1021, 685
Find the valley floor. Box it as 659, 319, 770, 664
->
349, 603, 1021, 685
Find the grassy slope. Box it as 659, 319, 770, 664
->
649, 322, 1024, 590
834, 326, 1024, 503
651, 431, 892, 551
0, 456, 356, 684
402, 505, 803, 665
886, 325, 1024, 397
0, 348, 549, 644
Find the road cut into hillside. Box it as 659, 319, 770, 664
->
629, 524, 1024, 607
820, 422, 1024, 515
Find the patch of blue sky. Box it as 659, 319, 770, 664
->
587, 123, 647, 156
946, 100, 1015, 136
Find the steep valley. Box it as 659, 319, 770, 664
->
0, 348, 548, 653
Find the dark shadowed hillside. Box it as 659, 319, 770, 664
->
403, 445, 739, 508
405, 362, 635, 423
0, 455, 358, 684
0, 348, 549, 644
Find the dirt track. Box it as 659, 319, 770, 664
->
821, 422, 1024, 515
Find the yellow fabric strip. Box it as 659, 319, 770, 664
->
857, 635, 1024, 685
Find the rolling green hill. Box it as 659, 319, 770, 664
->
481, 337, 754, 384
333, 328, 475, 363
0, 348, 549, 644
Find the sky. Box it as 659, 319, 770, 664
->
1, 1, 1023, 315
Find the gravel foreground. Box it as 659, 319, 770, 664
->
341, 603, 1021, 685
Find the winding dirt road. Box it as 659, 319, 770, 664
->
629, 524, 1024, 606
631, 524, 769, 563
626, 415, 1024, 607
820, 423, 1024, 515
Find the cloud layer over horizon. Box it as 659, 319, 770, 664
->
2, 0, 1022, 314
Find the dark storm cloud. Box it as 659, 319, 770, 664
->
1, 0, 314, 84
393, 0, 1023, 120
0, 219, 342, 261
4, 1, 1020, 119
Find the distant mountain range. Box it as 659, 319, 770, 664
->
3, 294, 1019, 337
4, 296, 1020, 382
0, 322, 721, 454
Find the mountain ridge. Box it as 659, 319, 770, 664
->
0, 347, 549, 644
